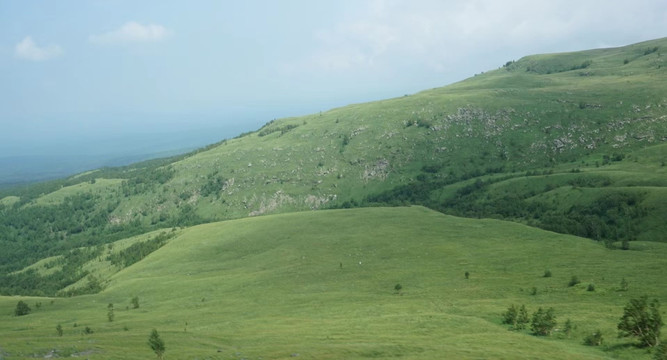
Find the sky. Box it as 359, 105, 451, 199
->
1, 0, 666, 160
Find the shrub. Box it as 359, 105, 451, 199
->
502, 304, 518, 325
543, 269, 552, 278
465, 271, 470, 279
531, 307, 557, 336
564, 319, 573, 337
620, 278, 629, 292
618, 296, 663, 347
394, 283, 402, 294
568, 275, 580, 287
587, 284, 595, 292
131, 296, 140, 309
584, 329, 604, 346
654, 342, 667, 360
56, 324, 63, 336
14, 300, 31, 316
516, 305, 530, 330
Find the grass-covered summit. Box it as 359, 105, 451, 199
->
1, 37, 666, 295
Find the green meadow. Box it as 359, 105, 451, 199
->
1, 207, 665, 359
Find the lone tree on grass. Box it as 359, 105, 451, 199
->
148, 329, 166, 360
394, 283, 402, 294
531, 307, 557, 336
617, 296, 663, 347
14, 300, 31, 316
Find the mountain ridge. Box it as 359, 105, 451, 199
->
1, 37, 666, 295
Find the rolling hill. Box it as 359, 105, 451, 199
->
1, 207, 666, 359
1, 37, 667, 296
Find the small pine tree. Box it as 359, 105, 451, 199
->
394, 283, 402, 294
568, 275, 580, 287
465, 271, 470, 279
543, 269, 552, 278
531, 307, 557, 336
148, 329, 166, 360
587, 284, 595, 292
620, 278, 629, 291
14, 300, 31, 316
56, 324, 63, 337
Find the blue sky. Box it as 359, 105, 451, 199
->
1, 0, 666, 158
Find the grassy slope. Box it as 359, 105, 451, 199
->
17, 38, 666, 226
1, 207, 665, 359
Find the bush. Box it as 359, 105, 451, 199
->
564, 319, 574, 337
618, 296, 663, 347
543, 269, 552, 278
584, 329, 604, 346
531, 307, 557, 336
502, 304, 518, 325
14, 300, 31, 316
568, 275, 580, 287
654, 342, 667, 360
503, 304, 529, 330
131, 296, 140, 309
587, 284, 595, 292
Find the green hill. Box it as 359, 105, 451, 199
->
1, 207, 665, 359
1, 37, 667, 296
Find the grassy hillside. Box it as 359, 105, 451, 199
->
1, 207, 665, 359
1, 37, 667, 295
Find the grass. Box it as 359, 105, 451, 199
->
1, 206, 665, 359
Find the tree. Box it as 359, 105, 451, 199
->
56, 324, 63, 336
14, 300, 31, 316
620, 278, 629, 291
618, 296, 663, 347
131, 296, 140, 309
394, 283, 402, 294
148, 329, 166, 360
531, 307, 556, 336
568, 275, 580, 287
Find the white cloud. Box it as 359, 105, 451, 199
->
15, 36, 63, 61
299, 0, 667, 74
89, 21, 169, 44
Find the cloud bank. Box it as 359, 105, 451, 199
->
89, 21, 169, 44
14, 36, 63, 61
